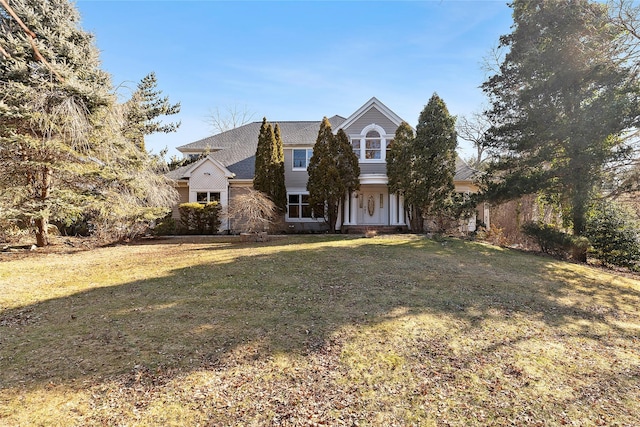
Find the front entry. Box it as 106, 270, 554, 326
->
358, 188, 387, 225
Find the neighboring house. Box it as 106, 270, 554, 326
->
167, 97, 489, 233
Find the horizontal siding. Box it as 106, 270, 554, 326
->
342, 106, 399, 136
284, 149, 309, 188
359, 163, 387, 175
171, 187, 190, 219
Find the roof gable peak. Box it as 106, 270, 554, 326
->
183, 155, 235, 179
337, 97, 404, 132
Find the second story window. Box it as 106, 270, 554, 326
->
351, 139, 361, 159
365, 130, 381, 159
292, 149, 314, 170
350, 124, 391, 162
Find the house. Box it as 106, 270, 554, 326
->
167, 97, 489, 233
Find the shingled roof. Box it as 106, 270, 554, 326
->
454, 157, 478, 182
173, 116, 346, 180
170, 113, 477, 183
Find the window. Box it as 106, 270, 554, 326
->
350, 125, 390, 162
365, 130, 381, 159
351, 139, 361, 159
292, 149, 313, 169
196, 191, 220, 203
288, 193, 313, 219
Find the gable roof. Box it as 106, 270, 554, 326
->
175, 116, 346, 179
337, 97, 404, 132
166, 155, 235, 181
171, 99, 477, 183
454, 157, 478, 182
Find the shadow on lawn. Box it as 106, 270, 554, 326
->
0, 237, 638, 393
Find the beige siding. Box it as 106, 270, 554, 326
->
342, 106, 399, 136
228, 185, 254, 233
171, 185, 190, 219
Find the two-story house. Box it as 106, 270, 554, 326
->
167, 97, 489, 233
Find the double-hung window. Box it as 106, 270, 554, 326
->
292, 149, 314, 170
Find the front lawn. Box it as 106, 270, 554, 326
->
0, 235, 638, 426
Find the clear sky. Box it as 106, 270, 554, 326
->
74, 0, 514, 159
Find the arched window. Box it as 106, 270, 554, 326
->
365, 130, 381, 159
350, 124, 391, 162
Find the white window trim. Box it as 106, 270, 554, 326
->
194, 191, 222, 204
292, 148, 314, 171
350, 123, 392, 163
286, 191, 323, 222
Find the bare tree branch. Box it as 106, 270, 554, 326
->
456, 110, 493, 168
206, 104, 255, 134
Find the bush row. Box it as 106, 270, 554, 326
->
154, 202, 222, 235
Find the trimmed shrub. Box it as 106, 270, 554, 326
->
585, 201, 640, 269
153, 214, 177, 236
179, 202, 221, 234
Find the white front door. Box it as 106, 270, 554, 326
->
358, 189, 387, 225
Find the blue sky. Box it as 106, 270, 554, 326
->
75, 1, 514, 159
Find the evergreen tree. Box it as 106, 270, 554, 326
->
387, 121, 415, 225
252, 118, 286, 212
271, 123, 287, 212
387, 94, 457, 232
334, 128, 360, 196
0, 0, 177, 246
481, 0, 639, 256
123, 72, 181, 151
307, 117, 360, 232
253, 117, 271, 194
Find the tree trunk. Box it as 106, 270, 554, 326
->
34, 166, 52, 247
35, 217, 49, 247
328, 201, 337, 233
409, 206, 424, 233
572, 205, 588, 262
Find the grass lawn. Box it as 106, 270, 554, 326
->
0, 235, 639, 426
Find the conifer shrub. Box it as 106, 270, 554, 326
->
522, 222, 577, 258
585, 201, 640, 269
178, 202, 221, 234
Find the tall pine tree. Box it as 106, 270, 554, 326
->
123, 72, 181, 151
387, 95, 457, 232
387, 121, 415, 224
253, 117, 271, 194
0, 0, 178, 246
481, 0, 640, 257
307, 117, 360, 232
253, 118, 286, 212
271, 123, 287, 212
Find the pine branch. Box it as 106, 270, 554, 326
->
0, 0, 64, 82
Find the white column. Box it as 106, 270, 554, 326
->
350, 192, 358, 224
398, 193, 406, 225
390, 192, 397, 225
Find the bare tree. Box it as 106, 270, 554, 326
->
226, 188, 277, 233
206, 104, 256, 134
456, 110, 493, 169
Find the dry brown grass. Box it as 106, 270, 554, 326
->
0, 235, 639, 426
